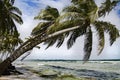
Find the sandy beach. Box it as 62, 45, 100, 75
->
0, 61, 120, 80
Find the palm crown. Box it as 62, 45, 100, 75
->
32, 0, 120, 61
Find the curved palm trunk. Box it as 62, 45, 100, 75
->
0, 26, 79, 75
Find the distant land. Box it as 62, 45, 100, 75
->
24, 59, 120, 61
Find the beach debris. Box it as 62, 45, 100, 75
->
39, 69, 60, 78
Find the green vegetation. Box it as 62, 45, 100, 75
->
0, 0, 23, 60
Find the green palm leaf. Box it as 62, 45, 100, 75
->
31, 22, 51, 36
96, 21, 119, 45
83, 27, 92, 61
32, 6, 60, 37
47, 12, 85, 34
63, 5, 81, 13
9, 6, 22, 15
103, 22, 119, 45
44, 37, 58, 49
10, 13, 23, 24
94, 21, 105, 55
67, 25, 87, 49
34, 6, 59, 21
98, 0, 119, 17
56, 34, 65, 48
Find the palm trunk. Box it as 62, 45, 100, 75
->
0, 26, 80, 75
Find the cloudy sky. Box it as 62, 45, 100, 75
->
14, 0, 120, 60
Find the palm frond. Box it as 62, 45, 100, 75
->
9, 6, 22, 15
63, 0, 98, 23
83, 27, 92, 61
103, 22, 119, 45
44, 26, 80, 49
10, 13, 23, 24
44, 33, 67, 49
96, 21, 119, 45
57, 12, 85, 22
63, 5, 81, 13
31, 22, 51, 36
7, 18, 19, 35
44, 37, 57, 49
94, 21, 105, 55
98, 0, 119, 17
34, 6, 59, 21
47, 12, 85, 34
0, 34, 23, 56
67, 25, 87, 49
56, 35, 65, 48
0, 14, 19, 35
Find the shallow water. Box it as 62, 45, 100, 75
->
14, 61, 120, 73
13, 60, 120, 80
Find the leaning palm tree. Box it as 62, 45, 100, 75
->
44, 0, 120, 61
0, 0, 119, 75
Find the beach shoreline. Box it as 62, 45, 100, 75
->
0, 61, 120, 80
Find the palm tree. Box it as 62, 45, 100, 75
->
45, 0, 120, 61
0, 0, 23, 74
0, 0, 119, 75
0, 0, 23, 60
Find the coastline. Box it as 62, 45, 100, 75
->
0, 61, 120, 80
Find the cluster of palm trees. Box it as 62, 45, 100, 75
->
0, 0, 119, 75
